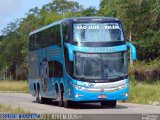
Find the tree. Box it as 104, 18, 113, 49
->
0, 0, 86, 80
82, 7, 98, 16
98, 0, 160, 60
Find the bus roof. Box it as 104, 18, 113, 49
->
29, 17, 120, 36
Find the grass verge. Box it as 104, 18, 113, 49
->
128, 77, 160, 105
0, 104, 58, 120
0, 104, 28, 113
0, 80, 29, 92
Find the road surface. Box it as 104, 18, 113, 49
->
0, 93, 160, 114
0, 93, 160, 120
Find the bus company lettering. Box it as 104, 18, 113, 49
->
88, 47, 115, 52
104, 25, 120, 29
76, 25, 120, 30
76, 25, 99, 30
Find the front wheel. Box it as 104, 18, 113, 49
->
64, 100, 71, 108
101, 100, 117, 108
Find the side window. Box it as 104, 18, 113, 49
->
39, 31, 45, 48
30, 25, 61, 50
62, 22, 69, 42
50, 25, 61, 46
53, 61, 63, 77
29, 35, 35, 51
43, 29, 50, 47
48, 61, 54, 78
34, 35, 38, 49
35, 30, 50, 49
50, 28, 54, 45
35, 33, 42, 49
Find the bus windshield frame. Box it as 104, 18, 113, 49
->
73, 51, 128, 82
73, 21, 125, 43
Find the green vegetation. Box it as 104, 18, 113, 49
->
130, 60, 160, 72
128, 60, 160, 104
0, 104, 60, 120
129, 60, 160, 81
0, 0, 159, 80
0, 104, 28, 113
0, 80, 29, 92
0, 0, 97, 80
128, 77, 160, 104
0, 104, 57, 120
99, 0, 160, 61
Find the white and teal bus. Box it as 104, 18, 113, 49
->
29, 17, 136, 108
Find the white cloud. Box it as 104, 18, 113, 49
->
0, 0, 21, 16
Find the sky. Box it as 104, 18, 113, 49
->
0, 0, 100, 35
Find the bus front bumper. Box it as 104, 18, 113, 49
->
69, 80, 129, 102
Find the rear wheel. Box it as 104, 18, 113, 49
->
46, 98, 52, 104
36, 88, 48, 104
101, 100, 117, 108
64, 100, 71, 108
58, 92, 64, 107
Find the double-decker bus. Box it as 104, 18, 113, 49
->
29, 17, 136, 108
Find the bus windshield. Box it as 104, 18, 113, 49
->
73, 22, 124, 42
74, 52, 127, 80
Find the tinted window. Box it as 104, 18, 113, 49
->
29, 24, 61, 51
29, 35, 35, 51
48, 61, 54, 78
42, 29, 50, 47
62, 22, 69, 42
36, 30, 50, 49
50, 29, 55, 45
54, 61, 63, 77
50, 25, 61, 46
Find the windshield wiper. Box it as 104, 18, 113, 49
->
108, 75, 124, 80
77, 76, 85, 81
117, 75, 124, 79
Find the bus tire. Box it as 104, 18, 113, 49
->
36, 88, 47, 104
108, 100, 117, 108
64, 100, 71, 108
58, 92, 64, 107
101, 100, 117, 108
36, 89, 41, 103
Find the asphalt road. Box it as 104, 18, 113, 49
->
0, 93, 160, 120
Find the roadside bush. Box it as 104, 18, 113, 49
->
16, 67, 28, 80
129, 60, 160, 81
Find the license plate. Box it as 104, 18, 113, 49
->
98, 94, 107, 99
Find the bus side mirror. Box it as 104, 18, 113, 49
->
126, 42, 136, 61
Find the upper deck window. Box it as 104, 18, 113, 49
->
73, 22, 124, 42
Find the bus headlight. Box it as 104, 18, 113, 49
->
75, 93, 84, 98
125, 93, 128, 97
121, 92, 128, 97
118, 83, 128, 89
71, 82, 85, 90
